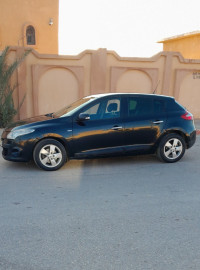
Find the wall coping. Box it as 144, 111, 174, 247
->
3, 46, 200, 64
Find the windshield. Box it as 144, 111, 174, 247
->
53, 96, 97, 118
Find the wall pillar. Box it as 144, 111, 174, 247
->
90, 48, 107, 94
162, 53, 173, 95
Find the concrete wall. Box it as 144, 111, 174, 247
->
8, 47, 200, 119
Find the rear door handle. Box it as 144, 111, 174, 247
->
153, 120, 164, 124
111, 126, 123, 130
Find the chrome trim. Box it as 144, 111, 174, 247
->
153, 120, 164, 124
111, 126, 123, 130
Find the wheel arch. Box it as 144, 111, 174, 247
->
155, 129, 188, 149
33, 136, 71, 158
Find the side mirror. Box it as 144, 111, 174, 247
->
78, 113, 90, 121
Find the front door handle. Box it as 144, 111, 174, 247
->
153, 120, 164, 124
111, 125, 123, 131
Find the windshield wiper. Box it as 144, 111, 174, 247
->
45, 112, 54, 118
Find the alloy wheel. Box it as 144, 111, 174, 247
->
164, 138, 183, 160
39, 144, 63, 168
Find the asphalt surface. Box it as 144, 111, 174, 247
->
0, 124, 200, 270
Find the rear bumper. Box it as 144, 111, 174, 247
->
187, 130, 196, 149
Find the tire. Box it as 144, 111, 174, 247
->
33, 139, 67, 171
156, 133, 186, 163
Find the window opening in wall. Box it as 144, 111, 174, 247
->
26, 25, 35, 45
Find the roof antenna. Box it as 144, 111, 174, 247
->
153, 80, 160, 94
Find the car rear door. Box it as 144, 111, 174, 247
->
122, 96, 166, 152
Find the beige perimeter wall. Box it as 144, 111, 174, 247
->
8, 47, 200, 119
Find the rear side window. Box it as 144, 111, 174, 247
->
127, 97, 153, 118
153, 99, 166, 114
167, 99, 185, 112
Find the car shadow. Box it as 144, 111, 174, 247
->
61, 154, 159, 171
0, 151, 192, 173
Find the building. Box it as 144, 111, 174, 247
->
158, 31, 200, 59
0, 0, 58, 54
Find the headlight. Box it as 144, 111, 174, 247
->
7, 128, 35, 139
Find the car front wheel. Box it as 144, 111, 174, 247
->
33, 139, 67, 171
156, 133, 186, 163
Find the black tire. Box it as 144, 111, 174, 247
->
33, 139, 67, 171
156, 133, 186, 163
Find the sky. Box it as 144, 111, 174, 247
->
59, 0, 200, 57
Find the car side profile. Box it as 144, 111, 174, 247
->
1, 93, 196, 171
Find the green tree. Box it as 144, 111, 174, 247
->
0, 46, 31, 128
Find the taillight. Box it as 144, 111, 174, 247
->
181, 111, 193, 120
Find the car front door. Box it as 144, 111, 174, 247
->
72, 96, 125, 157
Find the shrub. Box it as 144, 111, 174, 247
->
0, 46, 30, 127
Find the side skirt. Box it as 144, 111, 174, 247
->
73, 144, 154, 159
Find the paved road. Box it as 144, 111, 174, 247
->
0, 131, 200, 269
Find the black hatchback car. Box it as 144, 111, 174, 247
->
1, 93, 196, 171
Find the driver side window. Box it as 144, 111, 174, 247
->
81, 98, 121, 120
82, 103, 101, 120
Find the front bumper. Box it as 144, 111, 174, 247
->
1, 138, 33, 162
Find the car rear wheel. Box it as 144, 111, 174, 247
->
33, 139, 67, 171
156, 133, 186, 163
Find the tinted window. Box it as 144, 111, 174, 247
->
81, 98, 121, 120
105, 99, 120, 114
127, 97, 153, 118
153, 99, 166, 114
83, 103, 100, 115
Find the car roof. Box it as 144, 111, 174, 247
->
86, 93, 174, 100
